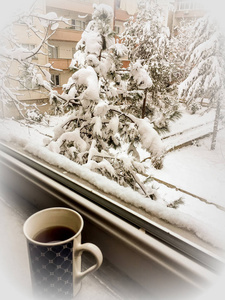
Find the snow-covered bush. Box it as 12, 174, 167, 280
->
47, 4, 165, 198
26, 108, 43, 123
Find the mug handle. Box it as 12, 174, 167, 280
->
74, 243, 103, 281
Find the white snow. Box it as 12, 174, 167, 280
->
37, 12, 58, 28
72, 66, 100, 102
1, 107, 225, 251
94, 100, 109, 117
70, 50, 86, 68
81, 31, 102, 57
110, 43, 128, 57
98, 53, 116, 78
130, 61, 153, 89
92, 3, 114, 22
92, 116, 102, 137
135, 117, 165, 157
56, 128, 87, 152
107, 115, 119, 135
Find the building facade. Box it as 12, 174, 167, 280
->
173, 0, 205, 33
46, 0, 139, 94
2, 0, 206, 118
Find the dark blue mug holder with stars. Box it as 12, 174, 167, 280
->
28, 241, 74, 299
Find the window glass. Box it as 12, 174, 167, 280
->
19, 69, 34, 89
0, 0, 225, 263
114, 26, 120, 34
116, 0, 121, 9
177, 1, 201, 11
22, 44, 38, 60
49, 46, 59, 58
51, 74, 60, 86
71, 19, 86, 31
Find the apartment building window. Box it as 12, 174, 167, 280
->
19, 69, 37, 90
71, 19, 86, 31
51, 74, 60, 87
114, 26, 120, 34
177, 1, 202, 11
49, 46, 59, 59
22, 44, 38, 60
116, 0, 121, 9
19, 74, 33, 90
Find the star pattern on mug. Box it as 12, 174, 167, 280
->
28, 241, 74, 299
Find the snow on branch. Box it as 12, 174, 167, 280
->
42, 3, 166, 198
0, 4, 69, 119
178, 14, 225, 112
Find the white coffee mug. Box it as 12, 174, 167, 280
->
23, 207, 103, 299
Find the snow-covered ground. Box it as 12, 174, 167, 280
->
157, 107, 225, 207
0, 106, 225, 253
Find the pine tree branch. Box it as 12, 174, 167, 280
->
142, 89, 148, 118
129, 171, 151, 198
109, 107, 135, 123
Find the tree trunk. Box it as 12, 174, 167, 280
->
211, 97, 221, 150
142, 89, 148, 119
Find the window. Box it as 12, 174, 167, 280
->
49, 46, 59, 59
114, 26, 120, 34
51, 74, 60, 86
22, 44, 38, 60
1, 2, 224, 299
71, 19, 86, 31
116, 0, 121, 9
177, 1, 202, 11
0, 141, 223, 300
19, 67, 37, 90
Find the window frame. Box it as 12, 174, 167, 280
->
71, 19, 86, 31
177, 1, 202, 11
21, 44, 38, 60
49, 45, 59, 59
18, 65, 39, 91
0, 142, 223, 273
51, 74, 60, 87
114, 25, 120, 34
1, 141, 224, 298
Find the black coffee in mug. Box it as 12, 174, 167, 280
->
23, 208, 103, 299
33, 226, 76, 243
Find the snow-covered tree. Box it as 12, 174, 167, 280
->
121, 0, 181, 132
178, 14, 225, 113
0, 2, 68, 120
178, 14, 225, 149
65, 4, 127, 107
47, 4, 165, 198
171, 19, 196, 86
127, 60, 153, 119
